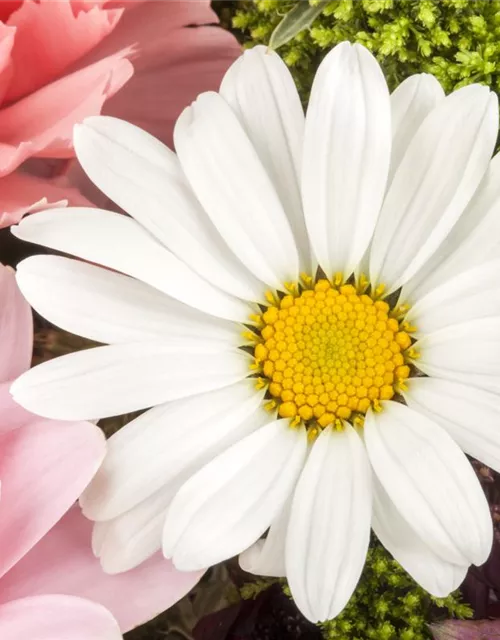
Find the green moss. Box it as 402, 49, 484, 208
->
232, 0, 500, 99
240, 578, 280, 600
306, 542, 472, 640
237, 539, 471, 639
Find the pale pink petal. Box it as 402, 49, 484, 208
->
0, 48, 133, 176
0, 382, 37, 435
71, 1, 111, 12
106, 26, 240, 148
76, 0, 240, 147
83, 0, 223, 52
0, 505, 203, 632
0, 2, 22, 23
0, 419, 105, 578
0, 264, 32, 382
5, 0, 123, 102
0, 171, 92, 228
0, 24, 15, 103
0, 595, 121, 640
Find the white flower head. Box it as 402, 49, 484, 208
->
10, 42, 500, 622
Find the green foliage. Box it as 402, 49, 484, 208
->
240, 578, 279, 600
232, 0, 500, 99
310, 543, 472, 640
268, 0, 330, 50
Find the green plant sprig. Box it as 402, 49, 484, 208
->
233, 0, 500, 101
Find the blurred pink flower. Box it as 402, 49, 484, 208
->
0, 264, 203, 638
0, 0, 240, 225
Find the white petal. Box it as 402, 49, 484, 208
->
364, 402, 492, 566
81, 380, 267, 521
389, 74, 444, 182
404, 377, 500, 474
239, 497, 291, 579
220, 46, 308, 267
162, 420, 307, 571
372, 475, 468, 597
286, 425, 372, 623
174, 92, 299, 288
16, 255, 238, 346
428, 371, 500, 395
369, 85, 498, 291
301, 41, 391, 276
402, 151, 500, 303
10, 342, 249, 420
92, 487, 175, 573
12, 208, 250, 322
74, 117, 262, 302
416, 317, 500, 380
406, 259, 500, 336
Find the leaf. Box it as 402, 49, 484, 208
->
269, 0, 330, 50
430, 620, 500, 639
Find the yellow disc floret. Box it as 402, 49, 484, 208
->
250, 277, 414, 430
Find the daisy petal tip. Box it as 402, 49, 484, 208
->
428, 571, 467, 599
248, 44, 279, 63
161, 533, 175, 563
170, 551, 206, 574
73, 121, 92, 150
9, 222, 22, 238
488, 89, 499, 112
335, 40, 353, 53
295, 599, 320, 625
238, 540, 265, 575
78, 493, 99, 523
73, 121, 85, 136
192, 90, 221, 114
352, 40, 372, 58
13, 258, 33, 289
247, 43, 269, 55
174, 103, 195, 136
458, 475, 493, 567
315, 40, 352, 73
475, 521, 494, 566
73, 123, 101, 161
8, 375, 21, 398
91, 529, 104, 559
304, 612, 320, 625
99, 557, 123, 577
82, 114, 106, 127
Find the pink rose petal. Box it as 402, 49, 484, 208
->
0, 2, 22, 23
0, 47, 133, 176
96, 0, 221, 40
65, 0, 240, 202
0, 419, 105, 578
104, 24, 241, 148
0, 170, 92, 228
5, 0, 124, 102
0, 382, 36, 435
70, 1, 110, 12
0, 264, 32, 382
76, 0, 240, 146
0, 594, 121, 640
0, 505, 204, 632
0, 24, 15, 103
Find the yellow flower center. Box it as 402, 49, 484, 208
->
249, 277, 415, 432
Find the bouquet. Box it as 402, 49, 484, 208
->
2, 2, 500, 639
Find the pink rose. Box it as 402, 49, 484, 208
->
0, 0, 240, 226
0, 264, 203, 638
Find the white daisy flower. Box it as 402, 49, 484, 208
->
10, 42, 500, 622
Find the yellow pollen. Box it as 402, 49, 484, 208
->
357, 274, 370, 294
250, 276, 414, 431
